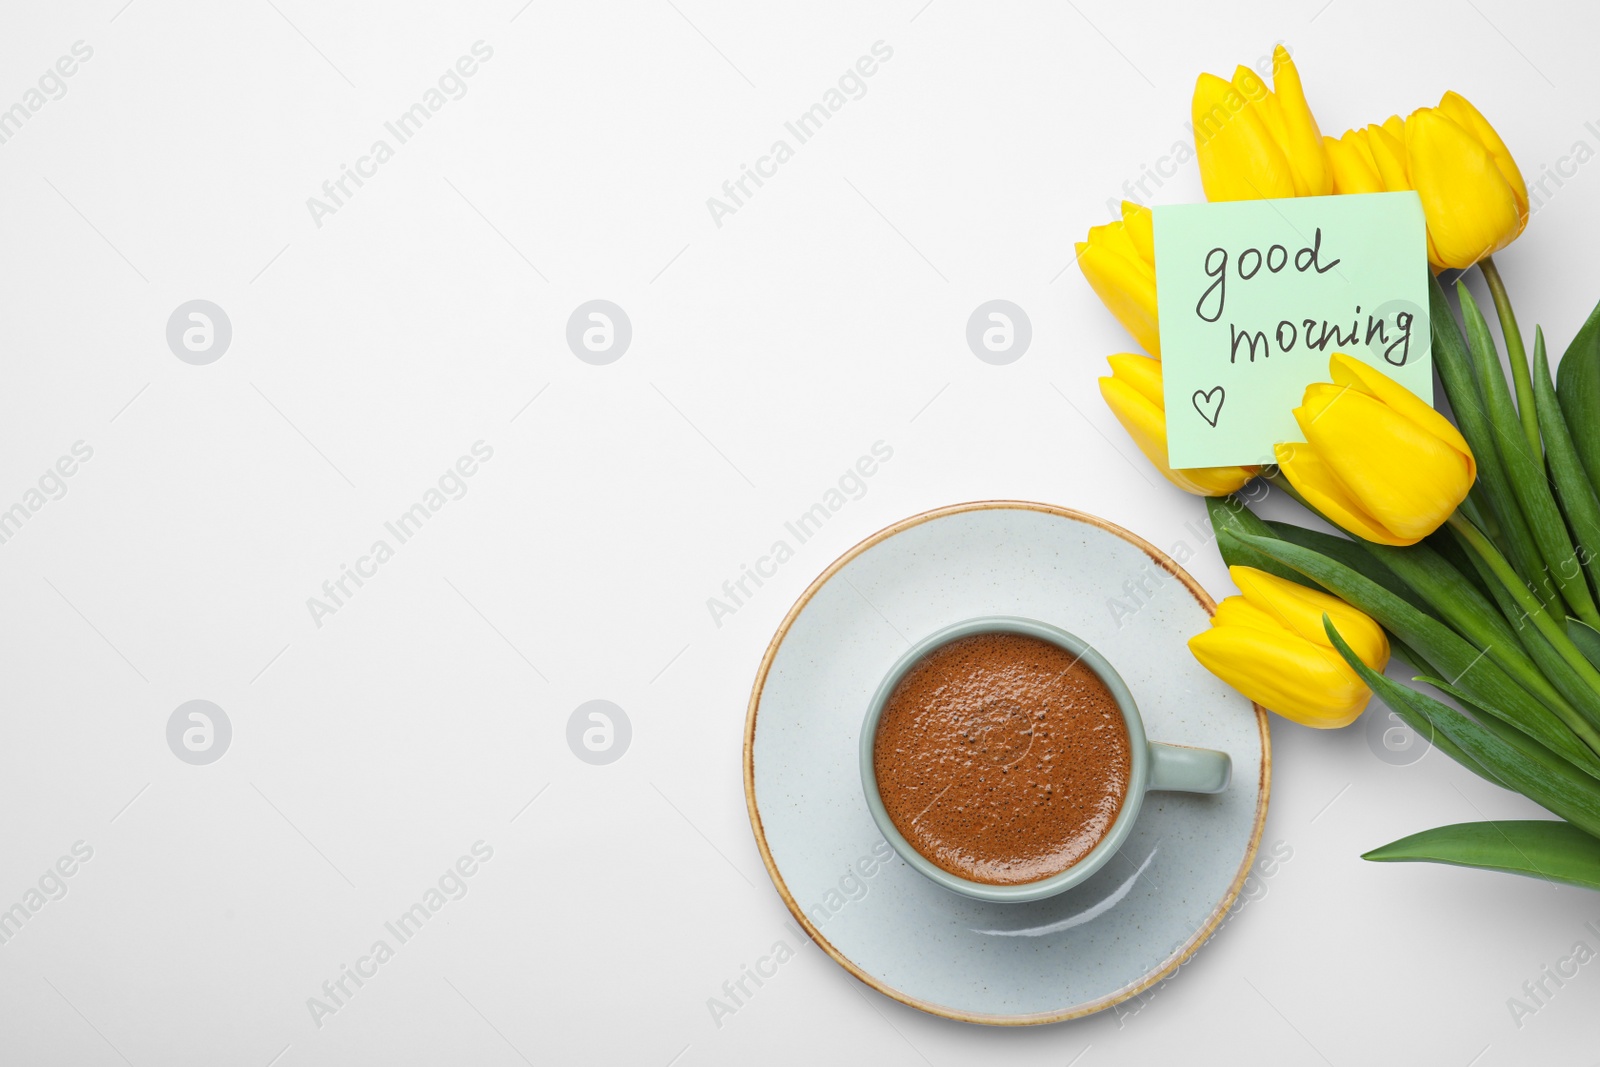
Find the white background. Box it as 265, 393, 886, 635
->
1, 0, 1597, 1063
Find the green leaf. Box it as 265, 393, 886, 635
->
1556, 295, 1600, 499
1569, 617, 1600, 671
1449, 524, 1600, 740
1364, 677, 1496, 784
1446, 513, 1600, 748
1431, 275, 1546, 588
1416, 673, 1589, 787
1205, 495, 1306, 588
1531, 326, 1600, 597
1362, 540, 1525, 669
1325, 618, 1600, 837
1211, 500, 1453, 670
1364, 820, 1600, 890
1424, 528, 1494, 603
1236, 530, 1600, 773
1209, 495, 1441, 622
1459, 284, 1599, 627
1386, 637, 1435, 676
1268, 522, 1440, 620
1358, 538, 1600, 747
1462, 485, 1500, 544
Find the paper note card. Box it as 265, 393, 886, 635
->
1153, 191, 1431, 468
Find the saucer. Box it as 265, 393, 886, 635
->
743, 501, 1269, 1024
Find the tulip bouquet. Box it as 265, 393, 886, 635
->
1079, 46, 1600, 889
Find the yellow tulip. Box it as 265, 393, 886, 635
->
1189, 566, 1390, 728
1192, 45, 1331, 202
1275, 353, 1476, 546
1077, 201, 1160, 357
1324, 92, 1528, 270
1099, 353, 1258, 496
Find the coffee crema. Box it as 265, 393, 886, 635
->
872, 631, 1133, 885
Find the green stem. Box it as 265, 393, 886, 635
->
1458, 283, 1599, 627
1464, 485, 1500, 542
1449, 512, 1600, 744
1480, 255, 1542, 459
1262, 471, 1600, 753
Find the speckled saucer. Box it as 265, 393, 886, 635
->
743, 501, 1269, 1024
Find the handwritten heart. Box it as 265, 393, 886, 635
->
1192, 387, 1225, 428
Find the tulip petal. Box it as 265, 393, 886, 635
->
1169, 466, 1254, 502
1083, 219, 1152, 277
1211, 595, 1286, 636
1106, 352, 1162, 406
1100, 370, 1257, 496
1229, 565, 1390, 669
1100, 375, 1180, 480
1188, 625, 1372, 727
1193, 72, 1296, 201
1423, 227, 1446, 275
1328, 352, 1474, 479
1405, 106, 1523, 269
1438, 91, 1529, 223
1230, 64, 1270, 103
1192, 565, 1389, 729
1234, 65, 1288, 149
1325, 133, 1384, 194
1345, 127, 1379, 174
1294, 382, 1354, 426
1274, 441, 1412, 545
1365, 122, 1412, 192
1266, 45, 1332, 196
1078, 240, 1161, 357
1297, 387, 1474, 542
1120, 201, 1155, 266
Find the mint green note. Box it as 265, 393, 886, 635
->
1153, 191, 1431, 469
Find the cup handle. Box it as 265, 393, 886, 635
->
1147, 742, 1231, 794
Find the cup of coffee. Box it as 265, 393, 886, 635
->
860, 616, 1231, 903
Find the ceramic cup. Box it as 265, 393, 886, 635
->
860, 616, 1232, 903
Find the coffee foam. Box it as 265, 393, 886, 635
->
872, 632, 1132, 885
